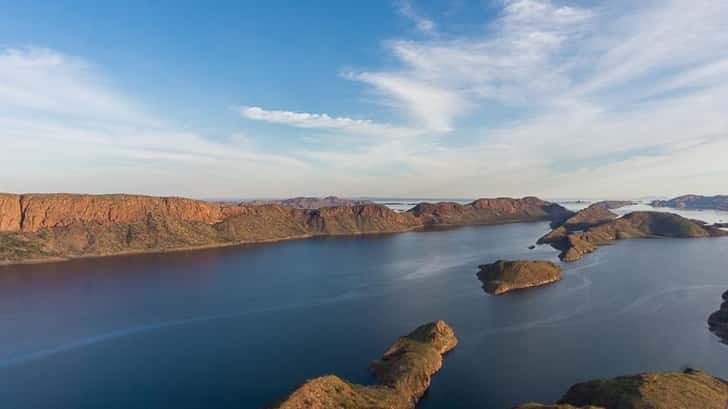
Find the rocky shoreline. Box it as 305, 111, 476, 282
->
0, 193, 572, 266
270, 321, 457, 409
514, 368, 728, 409
709, 290, 728, 344
477, 259, 562, 295
538, 205, 727, 262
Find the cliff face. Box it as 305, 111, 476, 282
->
538, 211, 727, 262
0, 194, 21, 232
652, 194, 728, 211
2, 194, 246, 233
477, 260, 562, 295
271, 321, 457, 409
515, 369, 728, 409
0, 193, 570, 265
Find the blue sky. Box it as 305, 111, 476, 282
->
1, 0, 727, 199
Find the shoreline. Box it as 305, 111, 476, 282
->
0, 217, 553, 268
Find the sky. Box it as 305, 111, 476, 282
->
1, 0, 727, 199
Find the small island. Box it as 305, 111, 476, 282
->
591, 200, 637, 210
515, 368, 728, 409
708, 290, 728, 344
477, 260, 562, 295
271, 321, 457, 409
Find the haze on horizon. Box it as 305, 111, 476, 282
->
1, 0, 727, 199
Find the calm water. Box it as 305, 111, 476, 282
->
0, 220, 727, 408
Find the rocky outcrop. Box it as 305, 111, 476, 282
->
539, 211, 728, 262
514, 368, 728, 409
270, 321, 457, 409
477, 260, 562, 295
651, 194, 728, 211
0, 193, 21, 232
408, 197, 573, 227
537, 204, 617, 250
245, 196, 372, 209
0, 193, 244, 233
0, 193, 571, 265
590, 200, 636, 210
708, 290, 728, 344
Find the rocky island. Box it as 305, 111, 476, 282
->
651, 194, 728, 211
708, 290, 728, 344
515, 368, 728, 409
477, 260, 562, 295
270, 321, 457, 409
538, 207, 728, 262
590, 200, 636, 210
0, 193, 572, 265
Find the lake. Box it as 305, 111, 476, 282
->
0, 214, 727, 408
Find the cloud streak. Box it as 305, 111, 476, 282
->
239, 106, 420, 138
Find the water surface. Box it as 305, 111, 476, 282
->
0, 219, 727, 408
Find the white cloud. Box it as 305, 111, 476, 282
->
0, 48, 311, 197
4, 1, 728, 199
239, 106, 420, 138
398, 0, 436, 34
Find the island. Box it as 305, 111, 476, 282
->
477, 260, 562, 295
514, 368, 728, 409
708, 290, 728, 344
590, 200, 636, 210
651, 194, 728, 211
270, 321, 457, 409
538, 208, 728, 262
0, 193, 573, 265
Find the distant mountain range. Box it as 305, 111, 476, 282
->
651, 194, 728, 211
243, 196, 372, 209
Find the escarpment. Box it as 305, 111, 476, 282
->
0, 193, 570, 265
270, 321, 457, 409
538, 209, 727, 262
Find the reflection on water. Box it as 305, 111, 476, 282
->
0, 221, 726, 408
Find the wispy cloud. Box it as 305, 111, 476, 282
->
239, 105, 420, 138
397, 0, 436, 35
0, 47, 311, 197
4, 1, 728, 198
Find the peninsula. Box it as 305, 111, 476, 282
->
538, 206, 727, 262
270, 321, 457, 409
477, 260, 562, 295
515, 368, 728, 409
0, 193, 572, 265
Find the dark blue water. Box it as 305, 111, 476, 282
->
0, 222, 727, 409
